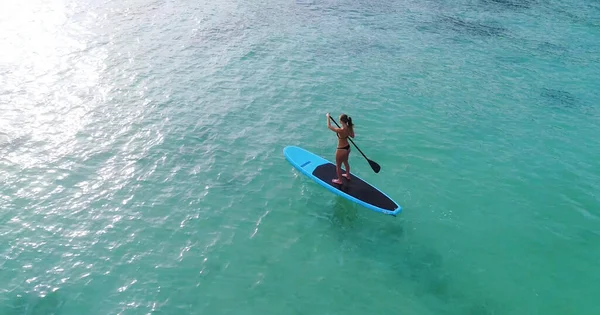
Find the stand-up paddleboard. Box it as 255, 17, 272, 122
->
284, 145, 401, 216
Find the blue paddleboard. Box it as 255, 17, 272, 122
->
283, 145, 402, 216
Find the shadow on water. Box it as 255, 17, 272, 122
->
0, 132, 9, 146
536, 41, 569, 58
418, 14, 509, 39
552, 4, 600, 29
324, 202, 505, 314
539, 88, 597, 117
1, 290, 65, 315
329, 196, 360, 227
402, 244, 505, 314
295, 0, 315, 5
439, 16, 507, 37
0, 134, 31, 158
540, 88, 577, 108
479, 0, 536, 10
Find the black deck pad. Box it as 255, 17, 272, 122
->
312, 163, 398, 211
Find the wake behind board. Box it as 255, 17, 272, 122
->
283, 145, 401, 216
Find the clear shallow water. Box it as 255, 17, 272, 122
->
1, 0, 599, 314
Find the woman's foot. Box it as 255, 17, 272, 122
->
332, 178, 343, 184
342, 173, 351, 180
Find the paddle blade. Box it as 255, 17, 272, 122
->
368, 159, 381, 173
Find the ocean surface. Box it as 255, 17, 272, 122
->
1, 0, 599, 314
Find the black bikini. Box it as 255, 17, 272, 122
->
337, 133, 350, 150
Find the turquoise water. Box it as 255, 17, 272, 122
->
1, 0, 599, 314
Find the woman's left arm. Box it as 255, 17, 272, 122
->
326, 113, 341, 132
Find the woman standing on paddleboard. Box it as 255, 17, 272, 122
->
326, 113, 355, 184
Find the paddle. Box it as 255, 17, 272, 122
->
329, 115, 381, 173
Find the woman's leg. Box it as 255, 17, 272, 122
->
342, 149, 351, 180
332, 149, 343, 184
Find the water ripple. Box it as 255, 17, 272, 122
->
1, 0, 599, 314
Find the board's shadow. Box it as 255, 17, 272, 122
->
330, 195, 360, 226
1, 289, 66, 315
325, 205, 505, 315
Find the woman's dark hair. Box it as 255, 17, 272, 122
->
340, 114, 353, 127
